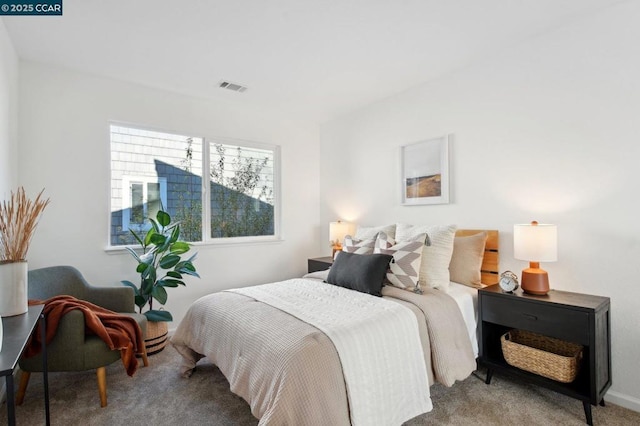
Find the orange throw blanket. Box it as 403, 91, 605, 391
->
26, 295, 144, 376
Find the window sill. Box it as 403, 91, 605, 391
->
104, 236, 284, 253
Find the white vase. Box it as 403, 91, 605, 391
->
0, 261, 28, 317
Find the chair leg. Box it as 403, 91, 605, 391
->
15, 371, 31, 405
141, 345, 149, 367
96, 366, 108, 407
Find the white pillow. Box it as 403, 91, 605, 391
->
395, 223, 457, 291
354, 224, 396, 242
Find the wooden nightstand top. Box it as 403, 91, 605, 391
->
307, 256, 333, 273
480, 284, 609, 312
308, 256, 333, 263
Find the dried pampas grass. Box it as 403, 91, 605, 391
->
0, 187, 50, 262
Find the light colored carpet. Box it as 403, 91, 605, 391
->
3, 345, 639, 425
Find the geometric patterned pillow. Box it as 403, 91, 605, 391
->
375, 230, 425, 250
373, 231, 396, 250
374, 235, 426, 293
341, 234, 376, 256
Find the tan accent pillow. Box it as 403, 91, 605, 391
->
396, 223, 457, 291
449, 232, 488, 288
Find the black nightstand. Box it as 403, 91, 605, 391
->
307, 256, 333, 273
478, 285, 611, 425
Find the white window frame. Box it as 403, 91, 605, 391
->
121, 176, 168, 233
202, 137, 281, 245
108, 123, 281, 248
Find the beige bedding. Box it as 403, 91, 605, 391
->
381, 285, 477, 387
171, 280, 475, 425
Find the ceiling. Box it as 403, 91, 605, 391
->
2, 0, 625, 124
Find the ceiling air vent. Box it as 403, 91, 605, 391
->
219, 80, 247, 93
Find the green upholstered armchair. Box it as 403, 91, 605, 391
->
16, 266, 148, 407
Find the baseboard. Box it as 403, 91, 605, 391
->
606, 390, 640, 413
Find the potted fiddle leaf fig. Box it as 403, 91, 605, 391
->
122, 209, 199, 322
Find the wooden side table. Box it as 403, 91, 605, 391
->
307, 256, 333, 273
478, 285, 611, 425
0, 305, 50, 426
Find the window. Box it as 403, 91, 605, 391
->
109, 125, 279, 246
208, 142, 275, 239
122, 176, 167, 232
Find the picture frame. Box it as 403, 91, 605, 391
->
401, 135, 450, 205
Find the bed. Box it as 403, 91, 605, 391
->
171, 228, 499, 426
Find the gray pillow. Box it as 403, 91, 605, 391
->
325, 251, 393, 297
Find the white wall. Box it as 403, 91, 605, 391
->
320, 1, 640, 411
18, 62, 322, 327
0, 17, 19, 403
0, 18, 18, 195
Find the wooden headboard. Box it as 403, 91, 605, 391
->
456, 229, 499, 286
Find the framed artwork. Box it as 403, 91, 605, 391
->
401, 135, 450, 205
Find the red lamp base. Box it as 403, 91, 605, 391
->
521, 266, 550, 295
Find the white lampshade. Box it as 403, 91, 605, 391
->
329, 221, 350, 244
514, 222, 557, 262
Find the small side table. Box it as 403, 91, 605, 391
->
478, 285, 611, 426
307, 256, 333, 273
0, 305, 50, 426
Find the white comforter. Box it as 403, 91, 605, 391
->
229, 279, 432, 426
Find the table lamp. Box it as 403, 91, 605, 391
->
513, 221, 557, 295
329, 221, 350, 257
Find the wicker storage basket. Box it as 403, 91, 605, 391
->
501, 329, 583, 383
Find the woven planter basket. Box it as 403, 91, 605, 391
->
145, 321, 169, 355
501, 329, 583, 383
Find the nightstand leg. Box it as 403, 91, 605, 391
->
485, 368, 493, 385
583, 401, 593, 426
